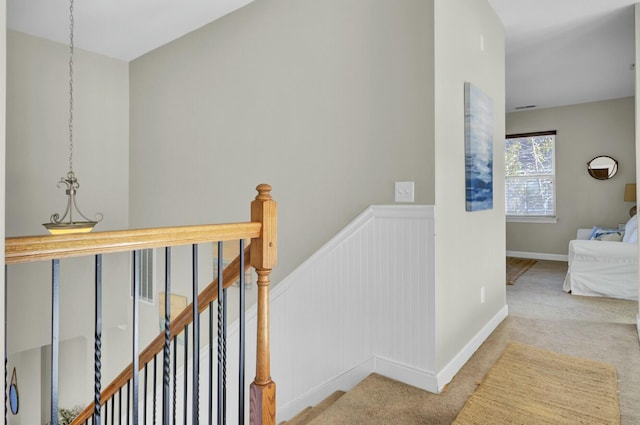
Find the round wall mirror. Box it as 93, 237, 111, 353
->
587, 155, 618, 180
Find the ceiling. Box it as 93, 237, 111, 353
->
7, 0, 255, 61
7, 0, 638, 112
488, 0, 636, 111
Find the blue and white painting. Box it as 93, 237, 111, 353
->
464, 82, 493, 212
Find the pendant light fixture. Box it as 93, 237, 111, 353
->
43, 0, 102, 235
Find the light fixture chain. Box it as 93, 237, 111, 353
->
68, 0, 74, 173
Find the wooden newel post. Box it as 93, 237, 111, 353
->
250, 184, 277, 425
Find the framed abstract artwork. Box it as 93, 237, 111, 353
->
464, 82, 494, 212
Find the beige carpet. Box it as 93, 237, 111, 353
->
506, 256, 537, 285
305, 374, 435, 425
453, 341, 620, 424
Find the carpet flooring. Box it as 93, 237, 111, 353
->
294, 260, 640, 424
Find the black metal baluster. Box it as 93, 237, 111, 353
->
163, 247, 172, 424
222, 278, 227, 425
104, 398, 108, 424
238, 239, 245, 425
95, 254, 103, 425
153, 355, 157, 425
133, 251, 140, 425
4, 265, 8, 425
111, 395, 115, 425
144, 364, 148, 424
192, 244, 199, 424
173, 336, 177, 425
183, 326, 188, 425
127, 381, 130, 425
118, 388, 122, 425
216, 241, 224, 425
208, 300, 213, 425
51, 259, 60, 425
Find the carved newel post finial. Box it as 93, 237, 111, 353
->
250, 183, 277, 425
255, 184, 273, 201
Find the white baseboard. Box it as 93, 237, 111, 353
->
374, 356, 438, 393
277, 357, 376, 422
435, 305, 509, 393
507, 250, 568, 262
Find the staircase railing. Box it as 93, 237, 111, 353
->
4, 184, 277, 425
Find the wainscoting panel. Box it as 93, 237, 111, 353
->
267, 205, 436, 420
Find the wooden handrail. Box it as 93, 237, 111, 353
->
71, 245, 252, 425
6, 222, 261, 264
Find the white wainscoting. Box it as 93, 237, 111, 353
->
266, 205, 436, 420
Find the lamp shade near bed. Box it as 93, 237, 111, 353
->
624, 183, 636, 216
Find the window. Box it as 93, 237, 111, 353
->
505, 131, 556, 221
131, 248, 154, 303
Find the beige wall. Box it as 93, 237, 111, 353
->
5, 31, 130, 414
433, 0, 506, 369
506, 97, 635, 257
6, 31, 130, 237
129, 0, 435, 284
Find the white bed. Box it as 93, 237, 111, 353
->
563, 238, 638, 301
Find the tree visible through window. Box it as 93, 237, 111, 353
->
505, 131, 556, 217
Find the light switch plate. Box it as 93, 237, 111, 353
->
395, 181, 415, 203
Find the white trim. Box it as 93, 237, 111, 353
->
506, 215, 558, 224
506, 250, 567, 262
370, 204, 435, 219
435, 305, 509, 393
637, 313, 640, 342
374, 356, 437, 393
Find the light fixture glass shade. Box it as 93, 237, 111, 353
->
43, 171, 101, 234
624, 183, 636, 202
43, 223, 97, 235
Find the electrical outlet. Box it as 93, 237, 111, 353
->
480, 286, 486, 304
395, 181, 415, 203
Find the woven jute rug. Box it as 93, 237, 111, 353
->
453, 342, 620, 425
506, 257, 537, 285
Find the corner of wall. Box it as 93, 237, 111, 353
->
434, 304, 508, 392
432, 0, 506, 372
